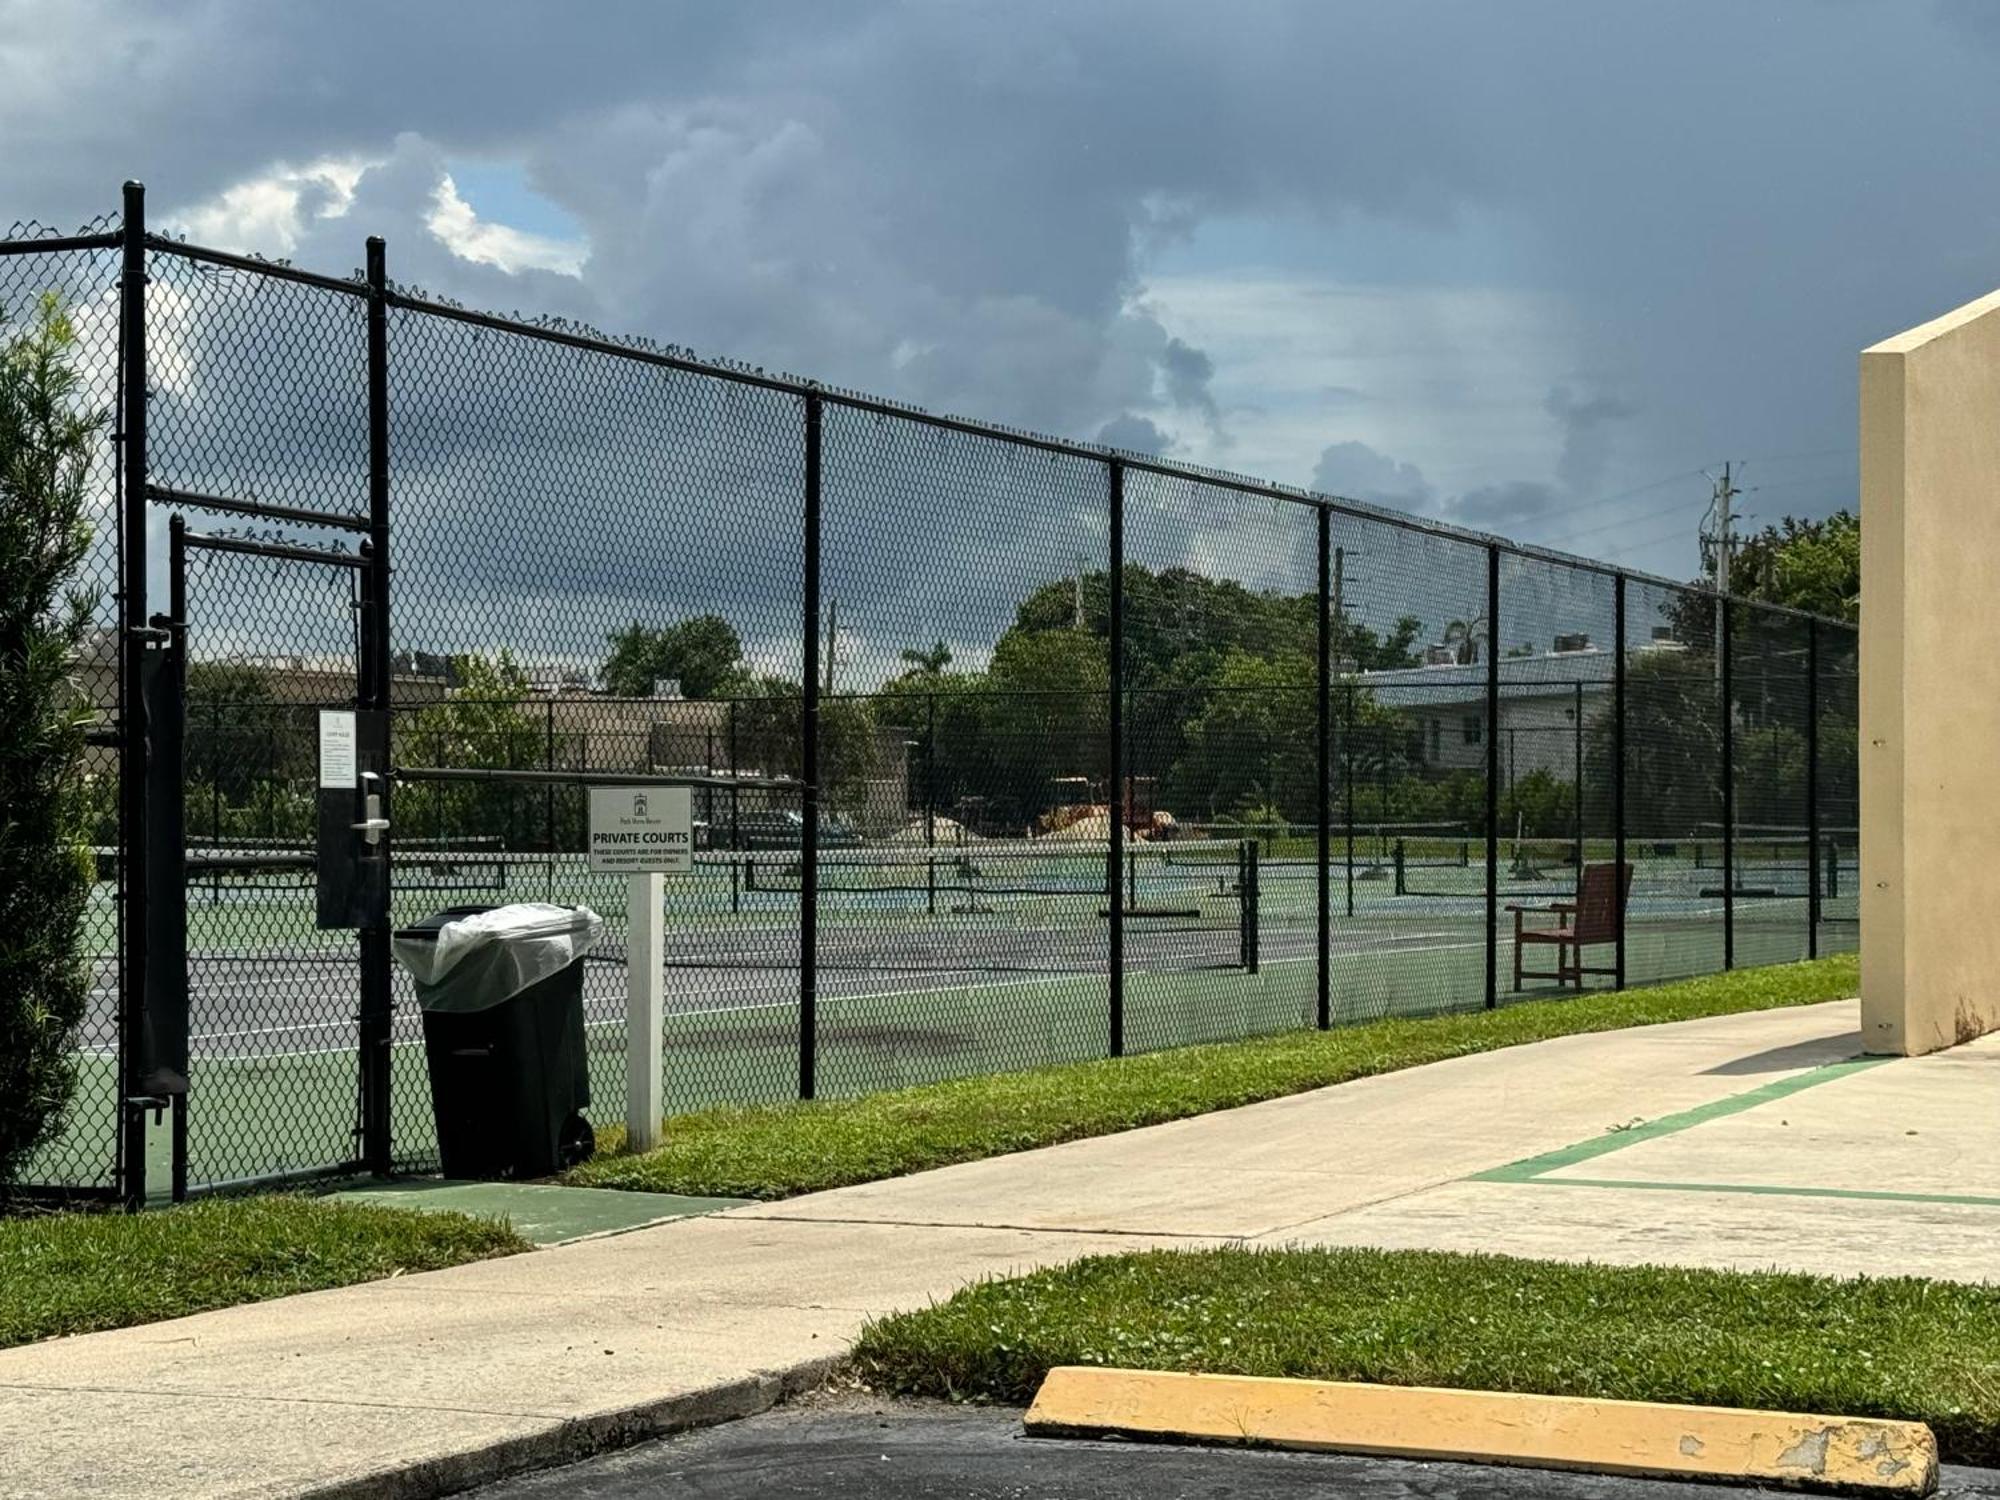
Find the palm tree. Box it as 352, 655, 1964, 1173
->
901, 640, 952, 675
1442, 613, 1488, 666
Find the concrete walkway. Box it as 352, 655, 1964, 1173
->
5, 997, 1995, 1499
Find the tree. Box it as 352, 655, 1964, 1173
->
395, 653, 550, 844
601, 615, 746, 699
1668, 510, 1860, 646
730, 673, 883, 818
900, 640, 952, 675
1338, 612, 1423, 672
1441, 614, 1487, 666
1, 296, 102, 1189
1586, 650, 1722, 837
1732, 512, 1859, 623
1172, 647, 1316, 821
183, 661, 314, 829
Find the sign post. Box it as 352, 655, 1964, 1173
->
588, 786, 692, 1152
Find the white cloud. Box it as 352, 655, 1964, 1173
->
167, 153, 588, 281
427, 174, 588, 277
170, 159, 367, 255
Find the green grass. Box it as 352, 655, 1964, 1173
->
0, 1195, 529, 1349
851, 1245, 2000, 1464
568, 952, 1856, 1201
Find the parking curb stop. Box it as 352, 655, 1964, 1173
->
1024, 1368, 1938, 1495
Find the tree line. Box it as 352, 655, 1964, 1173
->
171, 546, 1857, 850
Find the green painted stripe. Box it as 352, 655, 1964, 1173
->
1496, 1176, 2000, 1209
1471, 1056, 1893, 1184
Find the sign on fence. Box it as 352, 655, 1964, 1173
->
587, 786, 693, 874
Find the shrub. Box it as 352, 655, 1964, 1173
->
0, 295, 103, 1190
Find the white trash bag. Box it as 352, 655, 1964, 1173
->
392, 903, 605, 1014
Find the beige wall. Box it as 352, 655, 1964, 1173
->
1859, 286, 2000, 1055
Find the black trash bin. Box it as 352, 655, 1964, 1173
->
393, 904, 599, 1179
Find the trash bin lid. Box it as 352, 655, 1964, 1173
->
392, 902, 604, 1011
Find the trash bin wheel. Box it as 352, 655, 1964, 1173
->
559, 1112, 595, 1169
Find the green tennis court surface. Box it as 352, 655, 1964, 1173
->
32, 841, 1856, 1196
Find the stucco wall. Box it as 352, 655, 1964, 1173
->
1859, 286, 2000, 1055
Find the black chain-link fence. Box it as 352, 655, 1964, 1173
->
1, 189, 1860, 1202
2, 213, 127, 1200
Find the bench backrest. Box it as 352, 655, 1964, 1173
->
1575, 860, 1634, 944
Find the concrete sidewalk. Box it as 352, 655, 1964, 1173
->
4, 998, 1992, 1499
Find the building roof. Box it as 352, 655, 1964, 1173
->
1350, 647, 1630, 709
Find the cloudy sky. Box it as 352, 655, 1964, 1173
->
4, 0, 1996, 613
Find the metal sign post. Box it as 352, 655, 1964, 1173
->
588, 786, 692, 1152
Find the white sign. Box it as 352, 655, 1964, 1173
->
317, 710, 357, 790
588, 786, 692, 874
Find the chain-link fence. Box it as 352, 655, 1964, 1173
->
1, 187, 1860, 1203
2, 213, 127, 1201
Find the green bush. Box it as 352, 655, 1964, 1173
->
0, 296, 102, 1190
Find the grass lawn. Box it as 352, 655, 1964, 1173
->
568, 953, 1856, 1201
0, 1195, 529, 1349
851, 1245, 2000, 1464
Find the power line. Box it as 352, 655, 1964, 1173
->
1732, 445, 1850, 467
1545, 488, 1713, 547
1740, 471, 1855, 494
1589, 517, 1706, 562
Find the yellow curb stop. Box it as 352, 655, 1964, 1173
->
1024, 1368, 1937, 1495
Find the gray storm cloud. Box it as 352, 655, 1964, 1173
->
3, 0, 1987, 586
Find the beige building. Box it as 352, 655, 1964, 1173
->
1860, 284, 2000, 1055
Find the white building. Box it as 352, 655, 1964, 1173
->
1352, 638, 1626, 782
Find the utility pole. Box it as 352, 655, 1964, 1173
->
1074, 555, 1086, 630
1331, 546, 1345, 662
1701, 462, 1740, 673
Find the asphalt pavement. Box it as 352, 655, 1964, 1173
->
468, 1398, 2000, 1500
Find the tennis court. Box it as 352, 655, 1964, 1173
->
31, 823, 1857, 1193
4, 204, 1865, 1213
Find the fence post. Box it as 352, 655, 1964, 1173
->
1484, 545, 1500, 1009
1613, 573, 1627, 990
1107, 459, 1125, 1058
1720, 594, 1735, 971
544, 700, 556, 849
925, 691, 937, 916
800, 393, 822, 1099
1806, 616, 1820, 958
1315, 507, 1331, 1029
357, 234, 394, 1176
166, 515, 188, 1202
117, 179, 150, 1211
1344, 681, 1356, 919
1572, 680, 1584, 875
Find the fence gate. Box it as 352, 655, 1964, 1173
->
155, 518, 393, 1197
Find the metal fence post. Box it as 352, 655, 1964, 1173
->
1316, 506, 1331, 1029
117, 179, 150, 1210
355, 235, 394, 1175
1613, 573, 1627, 990
925, 691, 937, 916
800, 393, 822, 1099
1806, 616, 1820, 959
1720, 594, 1735, 971
1572, 680, 1584, 875
1344, 681, 1356, 920
1108, 459, 1125, 1058
1484, 545, 1500, 1009
166, 515, 188, 1202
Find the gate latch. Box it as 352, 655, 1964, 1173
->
352, 771, 389, 847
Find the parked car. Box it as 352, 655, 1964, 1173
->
723, 809, 862, 849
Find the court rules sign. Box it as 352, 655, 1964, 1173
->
587, 786, 693, 874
